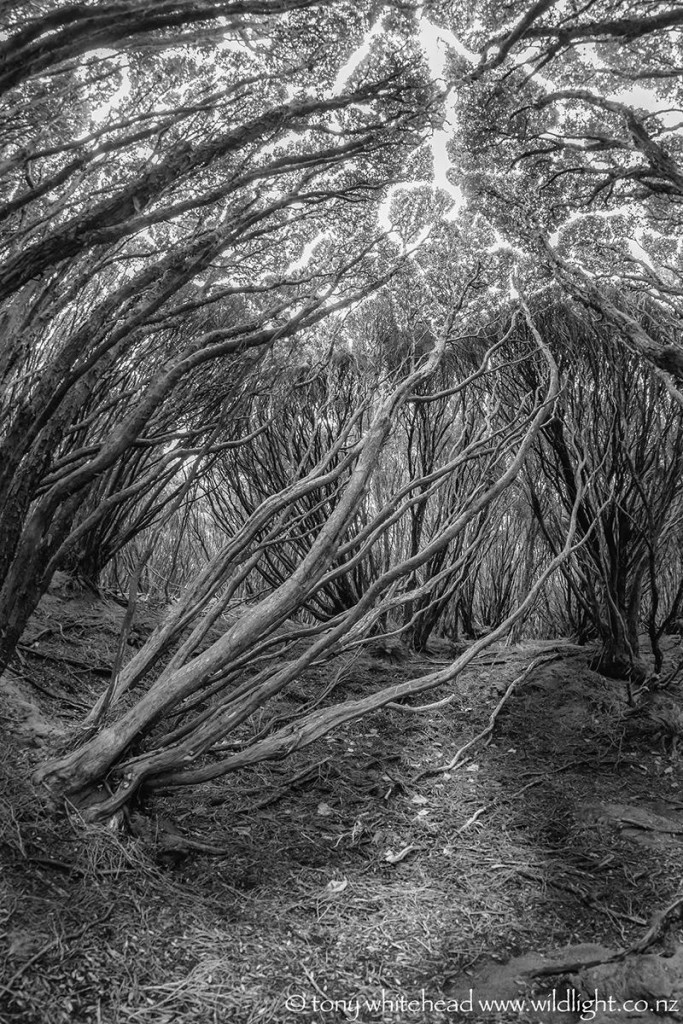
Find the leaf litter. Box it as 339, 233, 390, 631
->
2, 597, 683, 1021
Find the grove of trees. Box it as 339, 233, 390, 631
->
2, 0, 683, 820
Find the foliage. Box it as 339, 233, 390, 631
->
0, 0, 440, 667
3, 1, 683, 815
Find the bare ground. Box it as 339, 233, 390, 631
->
2, 585, 683, 1023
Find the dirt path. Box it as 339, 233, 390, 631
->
2, 597, 683, 1022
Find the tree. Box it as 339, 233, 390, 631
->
35, 291, 565, 820
11, 0, 680, 822
512, 294, 683, 678
441, 0, 683, 382
0, 0, 440, 669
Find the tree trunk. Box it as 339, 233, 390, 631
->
36, 340, 448, 809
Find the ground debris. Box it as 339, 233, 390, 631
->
4, 624, 683, 1022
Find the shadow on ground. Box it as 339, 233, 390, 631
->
2, 592, 683, 1023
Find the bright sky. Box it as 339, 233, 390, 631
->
86, 49, 131, 125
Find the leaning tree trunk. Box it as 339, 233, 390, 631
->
35, 336, 448, 811
34, 298, 561, 822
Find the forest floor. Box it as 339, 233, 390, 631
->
3, 579, 683, 1023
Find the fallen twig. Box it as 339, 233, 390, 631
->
17, 644, 110, 675
27, 855, 132, 877
301, 963, 327, 999
456, 806, 487, 833
531, 949, 624, 977
0, 908, 113, 999
231, 758, 331, 813
529, 896, 683, 978
625, 895, 683, 954
388, 692, 459, 712
10, 671, 88, 711
512, 759, 593, 796
416, 653, 562, 779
